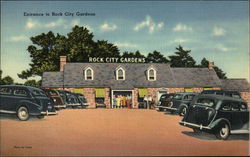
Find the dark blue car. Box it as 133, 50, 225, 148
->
0, 85, 57, 121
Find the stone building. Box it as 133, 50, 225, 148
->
41, 56, 249, 108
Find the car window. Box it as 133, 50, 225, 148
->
183, 95, 195, 101
173, 94, 182, 100
32, 89, 47, 97
196, 98, 215, 107
221, 103, 231, 111
0, 87, 12, 95
231, 103, 240, 111
48, 90, 58, 96
13, 88, 28, 97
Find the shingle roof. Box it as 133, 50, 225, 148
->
220, 79, 250, 92
41, 63, 222, 88
63, 63, 177, 88
42, 72, 63, 88
171, 68, 222, 87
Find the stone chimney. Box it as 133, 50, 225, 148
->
208, 61, 214, 70
60, 56, 67, 72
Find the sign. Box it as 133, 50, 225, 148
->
89, 57, 146, 63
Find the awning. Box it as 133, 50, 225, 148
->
74, 88, 84, 94
95, 88, 105, 98
138, 88, 148, 98
184, 88, 193, 92
203, 87, 213, 91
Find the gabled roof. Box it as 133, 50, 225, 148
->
62, 63, 177, 88
41, 63, 223, 89
42, 72, 63, 88
171, 68, 222, 87
220, 79, 250, 92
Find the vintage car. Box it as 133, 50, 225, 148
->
157, 93, 175, 111
179, 94, 249, 140
0, 85, 57, 121
57, 90, 81, 108
42, 89, 66, 109
72, 93, 89, 108
160, 92, 198, 116
201, 90, 241, 99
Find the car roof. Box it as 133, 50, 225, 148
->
174, 92, 198, 95
0, 85, 42, 91
201, 90, 240, 94
198, 94, 246, 103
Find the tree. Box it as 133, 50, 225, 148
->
199, 57, 227, 79
146, 50, 169, 63
121, 50, 145, 58
168, 45, 196, 67
0, 76, 14, 85
24, 79, 41, 88
18, 25, 121, 79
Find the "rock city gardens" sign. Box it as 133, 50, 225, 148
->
89, 57, 146, 63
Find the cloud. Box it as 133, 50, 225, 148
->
172, 38, 189, 43
212, 26, 226, 36
9, 35, 28, 42
133, 15, 164, 34
100, 23, 117, 32
173, 23, 192, 32
45, 18, 65, 28
216, 44, 229, 52
25, 18, 40, 29
114, 42, 138, 48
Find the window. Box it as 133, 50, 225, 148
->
116, 67, 125, 80
0, 87, 12, 95
84, 67, 94, 80
221, 103, 231, 111
240, 103, 247, 111
13, 89, 28, 97
173, 94, 183, 100
231, 103, 240, 111
197, 98, 215, 107
147, 68, 156, 81
183, 94, 196, 101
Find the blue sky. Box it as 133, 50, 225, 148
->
1, 1, 249, 83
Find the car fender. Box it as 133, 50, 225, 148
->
17, 100, 41, 114
209, 118, 231, 132
178, 103, 188, 111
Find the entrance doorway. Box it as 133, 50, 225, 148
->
111, 90, 134, 108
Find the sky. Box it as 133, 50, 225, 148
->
1, 1, 249, 83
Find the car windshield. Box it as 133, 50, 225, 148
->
32, 89, 47, 97
196, 98, 216, 107
173, 94, 183, 100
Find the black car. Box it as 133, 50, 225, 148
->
179, 94, 249, 140
0, 85, 57, 121
201, 90, 241, 99
157, 93, 175, 111
161, 92, 198, 116
42, 89, 66, 109
72, 93, 89, 108
57, 90, 81, 108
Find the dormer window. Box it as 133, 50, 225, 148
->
147, 68, 156, 81
116, 67, 125, 80
84, 67, 94, 80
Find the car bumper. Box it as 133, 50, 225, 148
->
54, 105, 66, 109
159, 106, 177, 111
41, 110, 58, 116
179, 121, 211, 131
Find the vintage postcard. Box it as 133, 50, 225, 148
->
0, 1, 249, 156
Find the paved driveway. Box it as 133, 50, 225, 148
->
0, 109, 249, 156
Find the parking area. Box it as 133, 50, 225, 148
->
0, 109, 249, 156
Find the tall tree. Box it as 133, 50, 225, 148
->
199, 57, 227, 79
0, 76, 14, 85
121, 50, 145, 58
146, 50, 169, 63
168, 45, 196, 67
24, 79, 41, 88
18, 25, 121, 79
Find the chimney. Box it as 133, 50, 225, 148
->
208, 61, 214, 70
60, 56, 67, 72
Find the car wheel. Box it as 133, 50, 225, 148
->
17, 106, 29, 121
37, 115, 45, 119
179, 106, 187, 116
193, 128, 202, 133
215, 123, 230, 140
